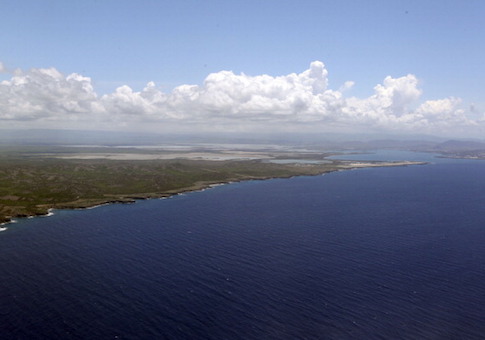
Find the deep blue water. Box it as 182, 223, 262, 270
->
2, 152, 485, 339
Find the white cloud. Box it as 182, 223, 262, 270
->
0, 67, 98, 121
0, 60, 480, 136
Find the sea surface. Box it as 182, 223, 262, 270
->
2, 151, 485, 339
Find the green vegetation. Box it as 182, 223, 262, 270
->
0, 152, 342, 224
0, 145, 425, 224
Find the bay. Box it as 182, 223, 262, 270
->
1, 152, 485, 339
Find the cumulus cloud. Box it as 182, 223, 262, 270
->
0, 67, 98, 121
0, 60, 480, 136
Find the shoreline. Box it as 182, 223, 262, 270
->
0, 160, 426, 228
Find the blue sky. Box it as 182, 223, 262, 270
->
1, 0, 485, 137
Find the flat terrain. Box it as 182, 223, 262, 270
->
0, 145, 423, 224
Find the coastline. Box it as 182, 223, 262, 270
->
0, 160, 426, 228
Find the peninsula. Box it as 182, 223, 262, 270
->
0, 144, 425, 225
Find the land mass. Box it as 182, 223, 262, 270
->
0, 145, 425, 225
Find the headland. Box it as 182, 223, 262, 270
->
0, 144, 425, 225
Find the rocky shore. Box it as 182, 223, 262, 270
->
0, 160, 426, 227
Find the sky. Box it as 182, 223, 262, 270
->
1, 0, 485, 139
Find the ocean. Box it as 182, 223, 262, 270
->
1, 151, 485, 339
